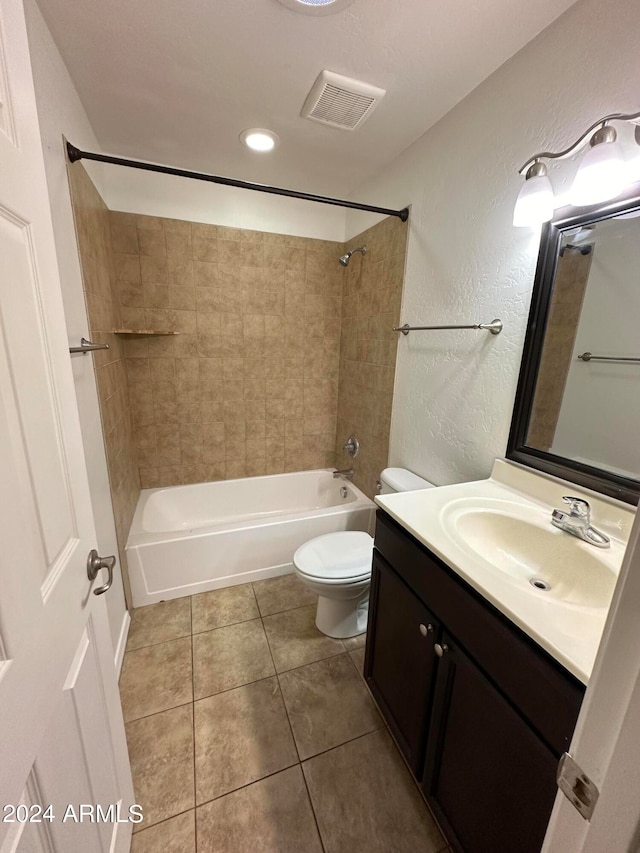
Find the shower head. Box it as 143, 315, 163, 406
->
339, 245, 367, 267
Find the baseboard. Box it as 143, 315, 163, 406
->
114, 610, 131, 677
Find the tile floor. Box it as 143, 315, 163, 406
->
121, 573, 449, 853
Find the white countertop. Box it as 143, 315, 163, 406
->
375, 460, 635, 684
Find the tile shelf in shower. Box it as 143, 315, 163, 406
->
112, 329, 180, 337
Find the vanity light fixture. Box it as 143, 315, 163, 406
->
569, 125, 627, 206
513, 161, 554, 227
239, 128, 279, 152
514, 110, 640, 227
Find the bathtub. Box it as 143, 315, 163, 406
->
125, 469, 376, 607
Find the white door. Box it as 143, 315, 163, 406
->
0, 2, 134, 852
543, 510, 640, 852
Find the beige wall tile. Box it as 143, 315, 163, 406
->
141, 255, 168, 284
165, 229, 193, 260
168, 258, 195, 287
103, 211, 405, 492
193, 225, 218, 262
68, 166, 140, 607
138, 227, 166, 258
335, 217, 408, 498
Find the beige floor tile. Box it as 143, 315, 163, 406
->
262, 605, 344, 672
252, 572, 317, 616
191, 583, 259, 633
194, 677, 298, 803
303, 729, 447, 853
120, 637, 193, 722
130, 810, 195, 852
193, 619, 275, 699
342, 631, 367, 651
349, 647, 366, 678
196, 766, 322, 853
279, 653, 382, 759
127, 598, 191, 651
126, 705, 195, 832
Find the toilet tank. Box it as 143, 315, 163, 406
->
379, 467, 434, 495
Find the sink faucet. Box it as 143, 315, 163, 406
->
333, 468, 355, 480
551, 497, 610, 548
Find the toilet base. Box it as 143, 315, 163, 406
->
315, 591, 369, 639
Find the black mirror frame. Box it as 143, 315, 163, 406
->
507, 183, 640, 506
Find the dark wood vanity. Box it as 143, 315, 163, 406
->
365, 510, 586, 853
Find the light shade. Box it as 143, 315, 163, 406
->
239, 129, 279, 153
513, 173, 554, 227
277, 0, 354, 14
570, 134, 627, 206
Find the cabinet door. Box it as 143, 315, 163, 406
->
365, 551, 439, 776
422, 634, 558, 853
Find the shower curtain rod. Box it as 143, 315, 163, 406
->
66, 142, 410, 222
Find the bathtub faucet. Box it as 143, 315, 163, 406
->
333, 468, 355, 480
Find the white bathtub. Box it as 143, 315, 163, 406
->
125, 469, 376, 607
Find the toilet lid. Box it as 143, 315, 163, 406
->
294, 531, 374, 582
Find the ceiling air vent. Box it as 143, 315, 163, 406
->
301, 70, 386, 131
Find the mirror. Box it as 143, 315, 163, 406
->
508, 185, 640, 505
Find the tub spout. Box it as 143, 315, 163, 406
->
333, 468, 355, 480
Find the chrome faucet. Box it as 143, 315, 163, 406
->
343, 435, 360, 458
333, 468, 355, 480
551, 497, 610, 548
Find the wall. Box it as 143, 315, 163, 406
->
343, 0, 640, 487
335, 216, 408, 498
24, 0, 128, 663
67, 164, 140, 602
111, 213, 344, 486
101, 164, 346, 243
553, 217, 640, 476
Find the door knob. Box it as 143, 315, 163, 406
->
434, 643, 449, 657
87, 550, 116, 596
419, 623, 434, 637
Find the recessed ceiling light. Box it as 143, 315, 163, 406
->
239, 128, 280, 152
276, 0, 355, 16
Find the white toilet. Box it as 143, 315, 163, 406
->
293, 468, 434, 638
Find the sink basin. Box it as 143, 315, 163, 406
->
443, 503, 617, 609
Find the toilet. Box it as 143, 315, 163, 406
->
293, 468, 434, 638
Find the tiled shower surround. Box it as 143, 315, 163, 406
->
68, 164, 140, 597
71, 164, 407, 502
112, 214, 345, 488
335, 217, 408, 498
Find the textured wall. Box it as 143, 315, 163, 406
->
335, 217, 408, 498
67, 163, 140, 598
110, 213, 345, 487
343, 0, 640, 488
102, 167, 346, 242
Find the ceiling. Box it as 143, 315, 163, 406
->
37, 0, 577, 198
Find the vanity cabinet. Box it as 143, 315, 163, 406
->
367, 551, 440, 775
365, 510, 585, 853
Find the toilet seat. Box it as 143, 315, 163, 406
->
293, 531, 373, 583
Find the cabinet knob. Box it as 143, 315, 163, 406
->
434, 643, 449, 657
419, 623, 434, 637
